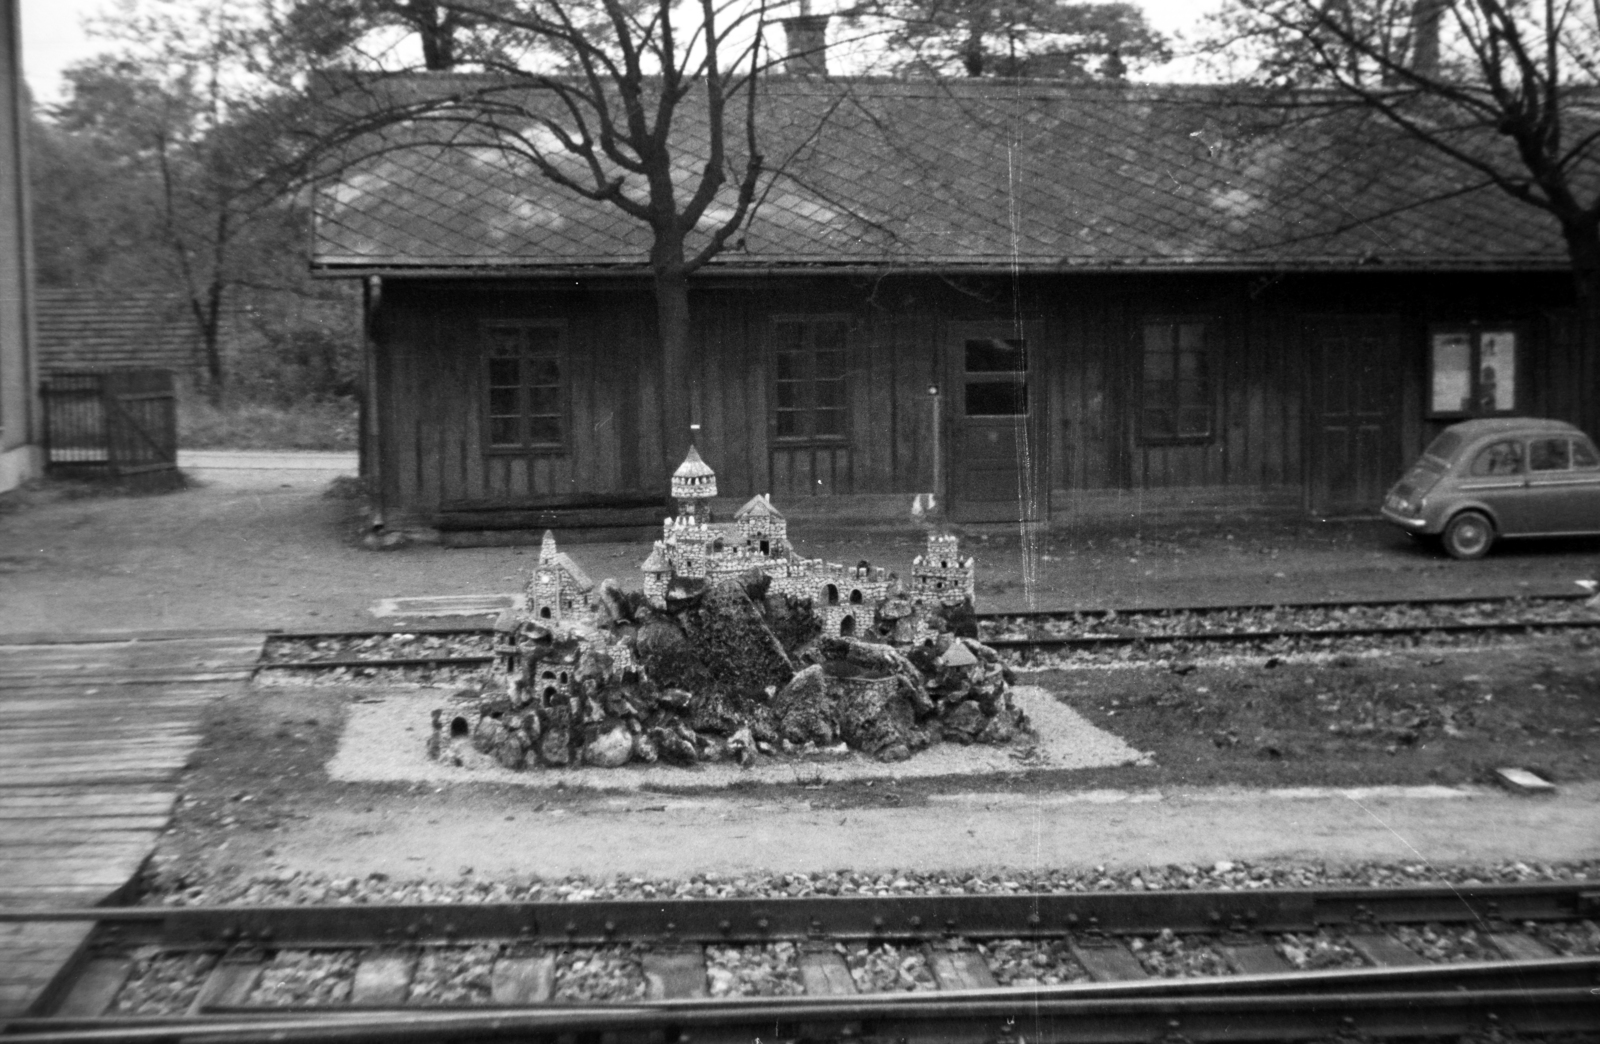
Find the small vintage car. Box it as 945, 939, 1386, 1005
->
1381, 417, 1600, 559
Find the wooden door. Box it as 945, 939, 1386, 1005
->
1309, 317, 1401, 516
947, 322, 1046, 523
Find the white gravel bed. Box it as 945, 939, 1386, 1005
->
1391, 924, 1505, 963
705, 943, 805, 996
147, 861, 1600, 908
247, 950, 358, 1006
842, 942, 938, 992
1527, 920, 1600, 955
1126, 930, 1232, 977
409, 945, 499, 1004
1271, 931, 1367, 970
326, 685, 1148, 787
554, 947, 647, 1001
977, 938, 1089, 985
111, 949, 217, 1015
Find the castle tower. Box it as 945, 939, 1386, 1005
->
671, 445, 718, 520
539, 529, 558, 564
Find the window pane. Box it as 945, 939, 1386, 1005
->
966, 381, 1026, 416
775, 410, 801, 438
1176, 323, 1205, 352
528, 416, 561, 444
1178, 407, 1211, 436
1144, 379, 1172, 408
816, 321, 848, 351
1574, 438, 1599, 468
489, 388, 520, 416
1480, 331, 1516, 411
965, 338, 1026, 373
815, 380, 845, 409
1430, 332, 1472, 413
528, 387, 561, 416
1176, 379, 1207, 408
486, 328, 524, 356
528, 357, 561, 385
489, 358, 520, 386
814, 409, 845, 437
489, 417, 520, 446
774, 382, 801, 409
1470, 440, 1523, 477
775, 352, 804, 381
1177, 350, 1205, 381
815, 350, 846, 379
1143, 408, 1174, 439
1529, 438, 1571, 471
1143, 325, 1172, 380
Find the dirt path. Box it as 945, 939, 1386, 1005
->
213, 783, 1600, 882
5, 462, 1599, 635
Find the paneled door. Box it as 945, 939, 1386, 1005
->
1309, 316, 1401, 516
947, 321, 1046, 523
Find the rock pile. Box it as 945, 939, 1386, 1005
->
430, 573, 1027, 771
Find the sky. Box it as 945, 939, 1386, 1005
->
18, 0, 1225, 103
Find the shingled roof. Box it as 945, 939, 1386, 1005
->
313, 78, 1566, 274
35, 289, 200, 373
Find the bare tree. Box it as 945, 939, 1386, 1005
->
334, 0, 782, 466
1205, 0, 1600, 416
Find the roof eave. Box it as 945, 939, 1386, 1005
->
312, 255, 1572, 280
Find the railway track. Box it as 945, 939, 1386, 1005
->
6, 882, 1600, 1042
253, 593, 1600, 674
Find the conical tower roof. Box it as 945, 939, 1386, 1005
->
671, 445, 717, 501
673, 445, 715, 480
735, 493, 784, 519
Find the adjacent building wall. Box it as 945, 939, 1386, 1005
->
367, 269, 1574, 533
0, 0, 36, 493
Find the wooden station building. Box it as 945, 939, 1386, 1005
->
313, 76, 1584, 539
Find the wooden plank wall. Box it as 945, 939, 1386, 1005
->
372, 270, 1578, 522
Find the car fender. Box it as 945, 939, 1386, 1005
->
1436, 499, 1500, 534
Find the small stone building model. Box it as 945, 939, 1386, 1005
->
639, 446, 973, 642
528, 529, 596, 624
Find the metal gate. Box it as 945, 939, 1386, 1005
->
42, 369, 178, 477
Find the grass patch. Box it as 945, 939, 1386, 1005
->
179, 398, 357, 451
1034, 637, 1600, 789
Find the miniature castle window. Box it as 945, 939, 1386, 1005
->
484, 321, 567, 453
826, 583, 839, 605
772, 317, 849, 444
840, 615, 856, 636
850, 589, 863, 604
450, 716, 471, 738
539, 606, 552, 619
760, 539, 770, 554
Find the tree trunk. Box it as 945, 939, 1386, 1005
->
191, 280, 227, 407
652, 261, 696, 476
1562, 217, 1600, 437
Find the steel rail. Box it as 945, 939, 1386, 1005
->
984, 617, 1600, 651
6, 987, 1598, 1044
7, 882, 1595, 946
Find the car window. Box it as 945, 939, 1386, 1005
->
1469, 439, 1524, 477
1423, 431, 1462, 462
1529, 437, 1572, 472
1573, 438, 1599, 469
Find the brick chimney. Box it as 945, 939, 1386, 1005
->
1408, 0, 1443, 77
782, 5, 829, 78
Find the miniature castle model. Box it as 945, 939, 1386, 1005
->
522, 445, 974, 647
631, 446, 974, 643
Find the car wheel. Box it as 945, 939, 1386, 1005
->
1442, 510, 1494, 560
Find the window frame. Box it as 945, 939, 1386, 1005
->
769, 314, 853, 447
1138, 316, 1214, 446
1426, 325, 1522, 420
481, 319, 570, 457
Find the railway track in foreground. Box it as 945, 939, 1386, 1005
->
7, 882, 1600, 1043
252, 593, 1600, 675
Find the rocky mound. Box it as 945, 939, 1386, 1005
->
430, 576, 1027, 770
